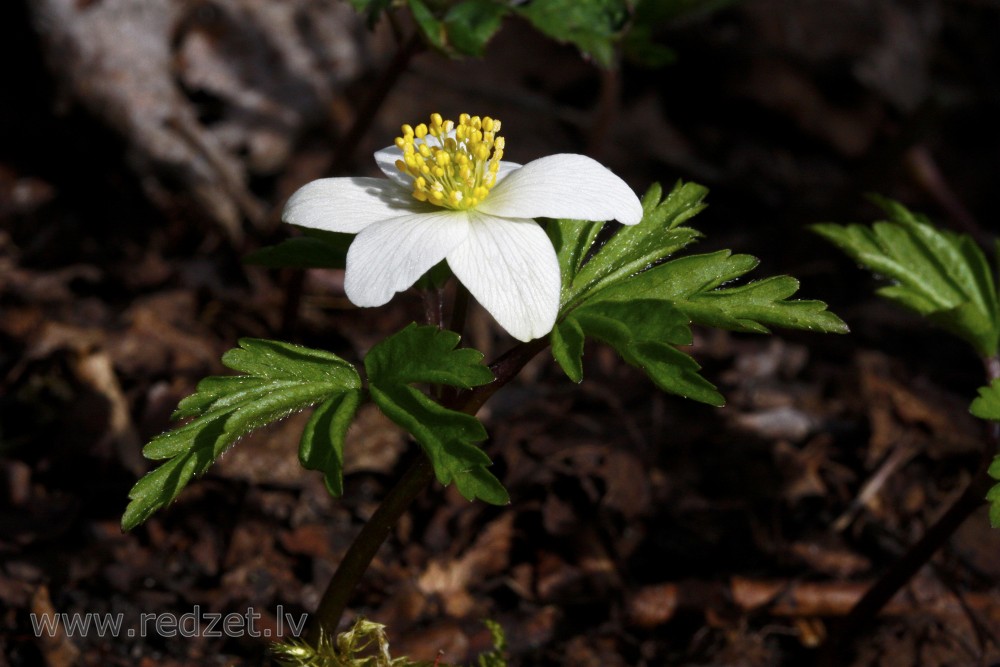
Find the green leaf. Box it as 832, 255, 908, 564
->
554, 298, 723, 405
547, 218, 604, 299
365, 323, 494, 388
590, 250, 848, 335
966, 383, 1000, 527
561, 181, 706, 310
550, 315, 586, 383
516, 0, 630, 68
444, 0, 509, 56
244, 229, 351, 269
409, 0, 446, 50
123, 340, 361, 531
548, 181, 843, 407
813, 198, 999, 356
971, 380, 1000, 421
986, 475, 1000, 528
300, 391, 362, 497
365, 324, 505, 503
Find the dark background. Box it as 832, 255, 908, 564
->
2, 0, 1000, 665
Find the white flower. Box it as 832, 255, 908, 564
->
282, 113, 643, 341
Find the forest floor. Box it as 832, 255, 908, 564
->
2, 0, 1000, 665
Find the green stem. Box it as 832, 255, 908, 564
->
307, 338, 548, 639
308, 456, 434, 642
308, 333, 549, 640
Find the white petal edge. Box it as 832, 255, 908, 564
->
373, 146, 414, 189
447, 213, 560, 342
495, 161, 522, 183
282, 177, 422, 234
345, 210, 470, 307
476, 153, 644, 225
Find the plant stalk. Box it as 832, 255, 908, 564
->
307, 336, 549, 640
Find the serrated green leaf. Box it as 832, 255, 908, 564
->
516, 0, 629, 67
454, 466, 510, 506
123, 340, 361, 531
444, 0, 509, 56
300, 392, 362, 497
971, 380, 1000, 421
813, 199, 999, 356
547, 218, 604, 297
987, 454, 1000, 528
562, 181, 707, 309
987, 480, 1000, 528
244, 229, 351, 269
223, 338, 359, 383
551, 315, 586, 382
590, 250, 848, 334
365, 324, 504, 503
548, 181, 842, 407
366, 323, 494, 388
554, 299, 723, 405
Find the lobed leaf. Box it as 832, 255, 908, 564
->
300, 391, 363, 497
590, 250, 848, 334
558, 181, 707, 310
548, 182, 844, 406
971, 380, 1000, 421
813, 198, 999, 356
969, 381, 1000, 528
553, 298, 723, 405
123, 340, 361, 531
365, 324, 506, 504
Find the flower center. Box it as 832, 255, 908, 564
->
393, 113, 505, 210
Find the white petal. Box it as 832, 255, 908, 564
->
345, 210, 470, 307
447, 213, 560, 341
476, 154, 644, 225
282, 177, 422, 233
495, 161, 521, 184
373, 145, 413, 189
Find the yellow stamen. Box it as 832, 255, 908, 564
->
393, 113, 505, 210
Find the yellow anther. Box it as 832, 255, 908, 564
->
391, 113, 505, 210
